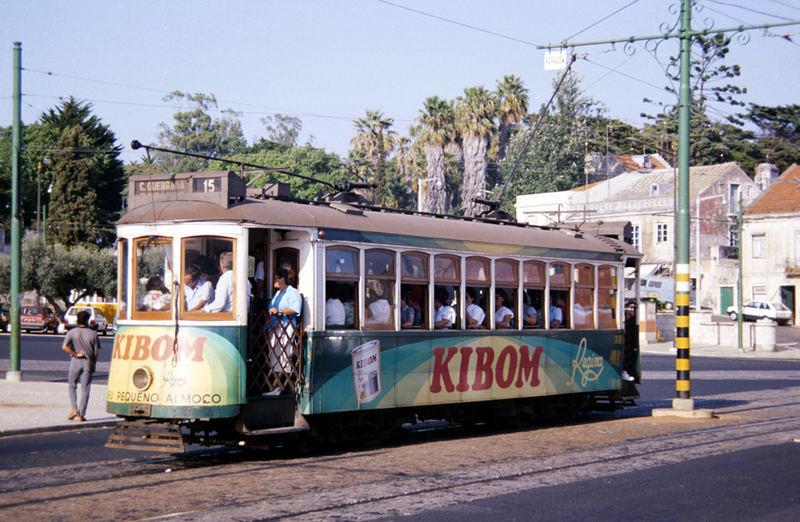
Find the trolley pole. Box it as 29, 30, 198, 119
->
8, 42, 22, 382
673, 1, 693, 411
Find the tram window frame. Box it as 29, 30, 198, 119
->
549, 262, 571, 329
117, 239, 128, 320
365, 248, 395, 330
573, 263, 595, 330
495, 258, 519, 330
401, 251, 429, 329
326, 246, 360, 329
598, 265, 617, 329
273, 247, 300, 289
465, 256, 490, 329
181, 236, 237, 320
522, 260, 546, 329
434, 254, 460, 329
132, 236, 174, 320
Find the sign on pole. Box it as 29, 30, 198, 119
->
544, 49, 567, 70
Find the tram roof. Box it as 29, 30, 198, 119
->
118, 196, 640, 261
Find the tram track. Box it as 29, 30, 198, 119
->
2, 389, 799, 520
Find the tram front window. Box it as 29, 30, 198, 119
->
134, 237, 173, 317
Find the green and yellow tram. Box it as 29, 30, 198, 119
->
106, 169, 641, 451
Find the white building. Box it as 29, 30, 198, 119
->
516, 160, 764, 312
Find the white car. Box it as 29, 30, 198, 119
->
62, 306, 110, 335
727, 301, 792, 325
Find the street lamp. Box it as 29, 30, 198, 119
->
695, 184, 725, 311
417, 177, 441, 213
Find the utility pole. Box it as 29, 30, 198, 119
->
538, 1, 800, 416
8, 42, 22, 382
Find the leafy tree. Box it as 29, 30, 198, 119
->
498, 72, 600, 212
456, 87, 496, 217
157, 91, 247, 172
261, 113, 303, 147
417, 97, 453, 213
743, 104, 800, 172
351, 110, 396, 206
496, 75, 529, 162
47, 126, 102, 246
0, 235, 115, 315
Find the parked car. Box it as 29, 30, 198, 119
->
727, 301, 792, 325
20, 306, 60, 333
0, 303, 9, 332
61, 306, 110, 335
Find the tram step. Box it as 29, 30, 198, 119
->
105, 420, 185, 453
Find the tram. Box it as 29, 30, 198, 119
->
105, 166, 642, 452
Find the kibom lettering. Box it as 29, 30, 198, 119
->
430, 344, 543, 393
113, 334, 207, 362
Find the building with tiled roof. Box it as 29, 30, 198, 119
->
740, 164, 800, 322
516, 161, 764, 313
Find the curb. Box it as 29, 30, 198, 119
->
0, 418, 120, 438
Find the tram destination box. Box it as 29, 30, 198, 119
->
128, 171, 246, 209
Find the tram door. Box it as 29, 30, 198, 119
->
245, 231, 303, 398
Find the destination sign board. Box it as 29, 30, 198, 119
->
128, 171, 246, 209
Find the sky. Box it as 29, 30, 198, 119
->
2, 0, 799, 165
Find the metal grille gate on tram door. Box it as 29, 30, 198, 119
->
247, 307, 303, 396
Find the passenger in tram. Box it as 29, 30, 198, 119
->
203, 252, 236, 313
433, 289, 456, 329
184, 265, 214, 311
465, 287, 485, 328
141, 276, 171, 311
325, 283, 346, 328
267, 267, 302, 379
252, 244, 266, 302
522, 292, 539, 327
549, 295, 565, 328
400, 288, 415, 328
193, 255, 219, 287
495, 290, 514, 328
366, 280, 391, 325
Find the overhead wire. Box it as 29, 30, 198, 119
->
705, 0, 794, 21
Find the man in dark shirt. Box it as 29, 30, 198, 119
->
62, 310, 101, 422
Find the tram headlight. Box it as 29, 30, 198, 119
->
132, 367, 153, 391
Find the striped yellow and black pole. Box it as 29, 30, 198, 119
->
673, 0, 693, 410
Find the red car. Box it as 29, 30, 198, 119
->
20, 306, 59, 333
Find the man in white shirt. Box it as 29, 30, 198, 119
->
465, 287, 485, 328
434, 289, 456, 329
203, 252, 235, 313
184, 265, 214, 311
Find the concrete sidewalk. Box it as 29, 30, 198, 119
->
2, 340, 800, 437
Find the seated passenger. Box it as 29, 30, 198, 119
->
495, 290, 514, 328
142, 276, 170, 311
184, 266, 214, 311
523, 294, 539, 327
325, 286, 345, 328
366, 280, 391, 325
203, 252, 235, 313
465, 287, 485, 328
400, 288, 415, 328
433, 289, 456, 329
549, 303, 564, 328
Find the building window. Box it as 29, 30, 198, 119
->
632, 225, 640, 251
656, 223, 669, 243
752, 233, 766, 259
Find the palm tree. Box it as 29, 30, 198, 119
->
455, 87, 496, 217
351, 110, 396, 205
417, 97, 454, 213
496, 75, 529, 161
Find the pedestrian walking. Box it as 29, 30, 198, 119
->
62, 310, 101, 422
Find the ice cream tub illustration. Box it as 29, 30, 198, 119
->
351, 339, 382, 404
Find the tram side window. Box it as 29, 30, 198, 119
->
401, 252, 429, 328
549, 262, 571, 328
574, 264, 595, 330
465, 257, 489, 329
365, 249, 395, 330
523, 260, 545, 328
598, 265, 617, 329
134, 236, 173, 318
495, 258, 519, 329
434, 255, 460, 329
117, 239, 128, 320
326, 247, 359, 329
182, 237, 236, 317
